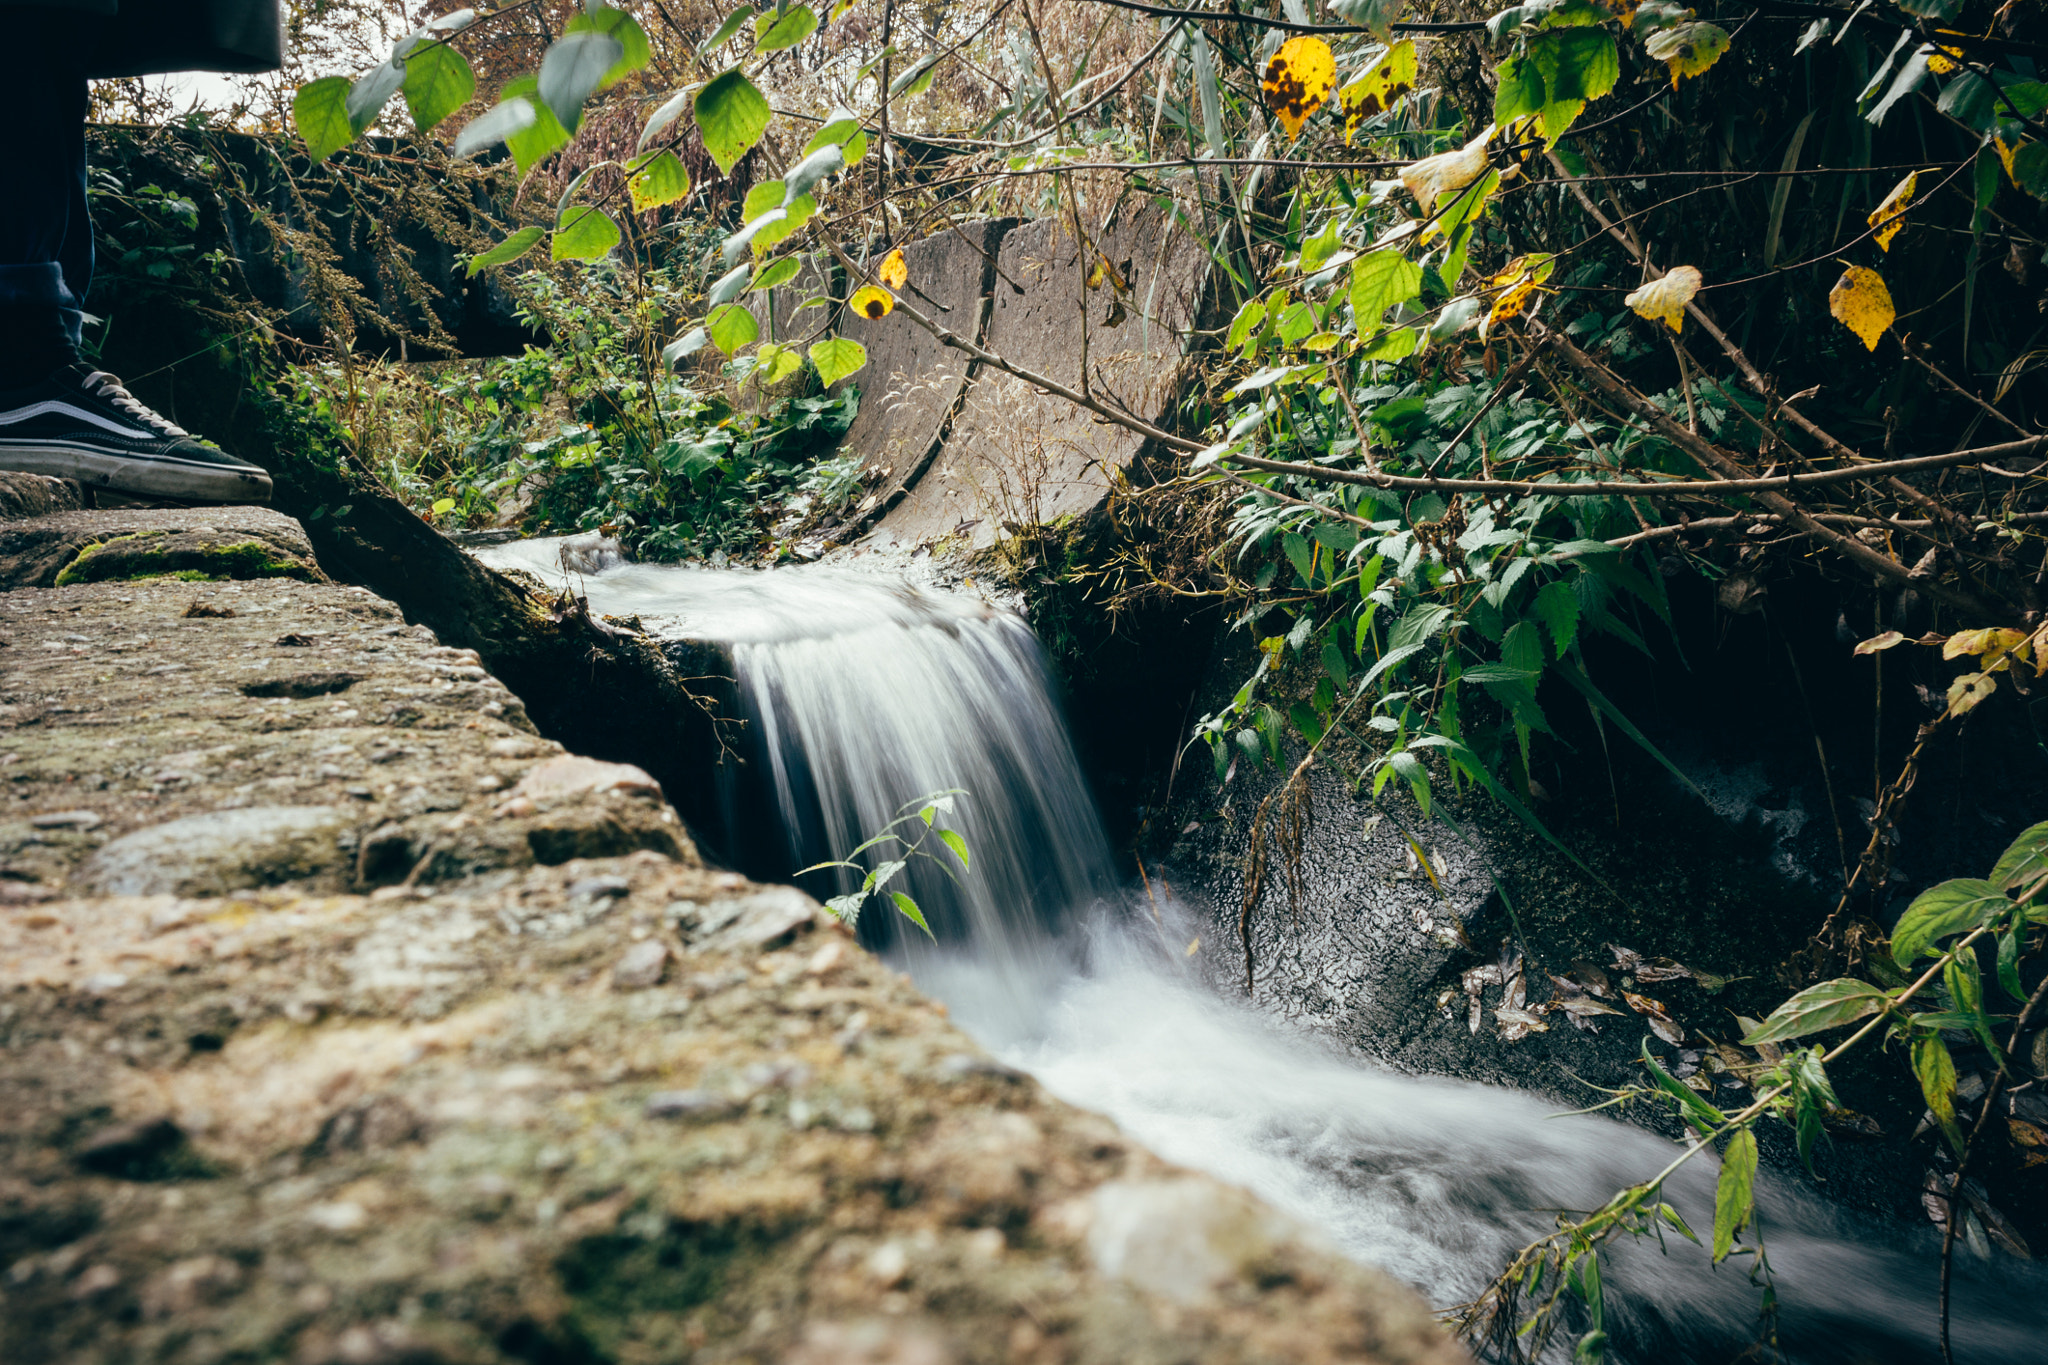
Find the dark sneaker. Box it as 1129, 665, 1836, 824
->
0, 365, 272, 504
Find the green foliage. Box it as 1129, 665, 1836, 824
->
798, 791, 975, 938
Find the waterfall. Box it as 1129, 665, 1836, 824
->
474, 539, 2043, 1365
474, 540, 1115, 967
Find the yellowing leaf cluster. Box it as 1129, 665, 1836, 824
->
1828, 266, 1893, 351
1262, 36, 1338, 141
1340, 41, 1418, 146
1624, 264, 1703, 333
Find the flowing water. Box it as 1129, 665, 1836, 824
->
477, 538, 2042, 1364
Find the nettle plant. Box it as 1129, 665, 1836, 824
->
1456, 820, 2048, 1363
290, 0, 886, 391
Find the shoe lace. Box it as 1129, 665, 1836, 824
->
82, 371, 190, 439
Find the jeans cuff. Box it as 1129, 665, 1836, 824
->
0, 263, 78, 310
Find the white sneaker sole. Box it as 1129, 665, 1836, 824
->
0, 441, 273, 505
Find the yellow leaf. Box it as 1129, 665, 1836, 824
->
1262, 36, 1337, 142
1644, 21, 1731, 87
849, 284, 895, 320
1942, 627, 2026, 669
1946, 671, 1997, 715
1996, 134, 2026, 188
1483, 277, 1539, 336
1828, 266, 1893, 351
1401, 124, 1496, 212
1624, 264, 1703, 334
1339, 40, 1418, 147
877, 247, 907, 289
1925, 38, 1967, 76
1868, 171, 1919, 253
1302, 331, 1343, 351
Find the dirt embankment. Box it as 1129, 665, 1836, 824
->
0, 487, 1461, 1365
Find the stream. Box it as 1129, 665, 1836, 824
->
476, 538, 2043, 1365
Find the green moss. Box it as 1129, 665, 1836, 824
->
54, 534, 315, 587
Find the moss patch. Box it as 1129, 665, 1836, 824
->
54, 533, 316, 587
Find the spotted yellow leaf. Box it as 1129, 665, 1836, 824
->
1868, 171, 1919, 252
1482, 279, 1539, 337
877, 247, 908, 289
1624, 264, 1703, 334
1828, 266, 1893, 351
1262, 36, 1338, 141
1925, 36, 1968, 76
1339, 41, 1417, 146
1644, 21, 1731, 87
849, 284, 895, 320
1401, 124, 1495, 212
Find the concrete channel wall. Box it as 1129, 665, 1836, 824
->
834, 209, 1211, 548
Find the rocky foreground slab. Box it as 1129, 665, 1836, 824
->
0, 496, 1462, 1365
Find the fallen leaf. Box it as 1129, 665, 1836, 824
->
2010, 1118, 2048, 1148
1495, 1005, 1550, 1037
1624, 264, 1702, 334
1632, 957, 1694, 984
1567, 960, 1613, 996
1556, 994, 1624, 1020
1624, 990, 1684, 1045
1868, 170, 1919, 252
1829, 265, 1894, 351
1262, 36, 1338, 141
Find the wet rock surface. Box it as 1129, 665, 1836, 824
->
0, 502, 320, 590
0, 511, 1462, 1365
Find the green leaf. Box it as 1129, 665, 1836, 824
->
1227, 299, 1267, 353
347, 58, 404, 133
1891, 877, 2008, 964
708, 302, 760, 353
1641, 1036, 1723, 1132
552, 206, 620, 261
1460, 662, 1538, 683
466, 225, 546, 277
1912, 1032, 1963, 1153
696, 68, 772, 176
752, 341, 803, 387
755, 5, 819, 51
751, 255, 802, 293
1711, 1126, 1757, 1263
1349, 250, 1423, 329
1388, 603, 1452, 651
403, 38, 475, 135
1990, 820, 2048, 894
1330, 0, 1407, 42
627, 148, 692, 212
742, 179, 786, 223
1998, 929, 2026, 1004
889, 55, 943, 98
889, 889, 934, 938
663, 326, 710, 367
498, 77, 572, 173
1358, 327, 1419, 362
1534, 577, 1580, 658
293, 76, 355, 162
564, 6, 653, 87
1496, 29, 1618, 146
701, 5, 756, 53
937, 828, 970, 871
536, 29, 623, 132
748, 194, 816, 255
1283, 532, 1314, 585
1741, 977, 1890, 1045
808, 336, 866, 386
